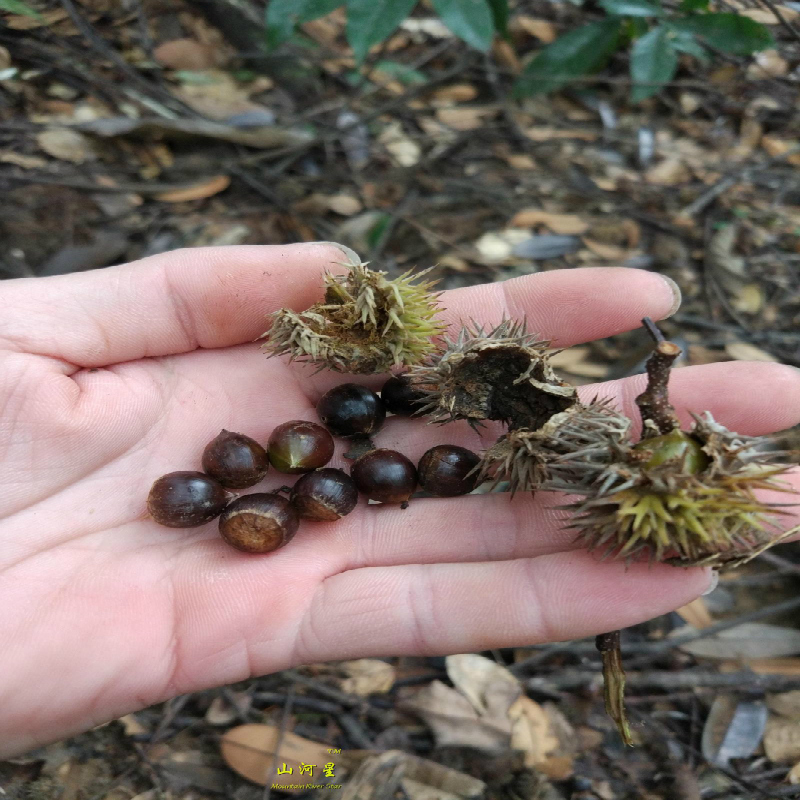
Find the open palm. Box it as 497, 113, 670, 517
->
2, 242, 798, 757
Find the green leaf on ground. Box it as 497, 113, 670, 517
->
345, 0, 418, 64
599, 0, 663, 17
514, 19, 622, 97
0, 0, 43, 18
373, 60, 428, 84
669, 29, 710, 61
486, 0, 510, 37
265, 0, 344, 48
630, 25, 678, 101
670, 13, 774, 54
679, 0, 710, 11
432, 0, 495, 51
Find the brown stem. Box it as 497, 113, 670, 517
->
596, 631, 634, 746
635, 340, 682, 438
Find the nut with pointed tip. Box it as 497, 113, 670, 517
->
351, 449, 417, 506
202, 429, 270, 489
381, 375, 426, 416
148, 471, 230, 528
268, 420, 335, 474
291, 468, 359, 521
418, 445, 480, 497
317, 383, 386, 437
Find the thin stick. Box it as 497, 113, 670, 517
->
641, 316, 665, 344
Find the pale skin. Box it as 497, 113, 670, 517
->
1, 243, 799, 757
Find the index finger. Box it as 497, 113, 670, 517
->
0, 243, 355, 369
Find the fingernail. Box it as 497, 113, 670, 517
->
702, 569, 719, 596
659, 274, 682, 318
307, 241, 362, 267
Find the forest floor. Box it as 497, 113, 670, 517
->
1, 0, 800, 798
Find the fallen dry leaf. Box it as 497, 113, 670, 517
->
679, 623, 800, 660
724, 658, 800, 676
676, 597, 713, 629
512, 17, 558, 43
435, 106, 498, 131
220, 723, 335, 788
340, 659, 396, 695
730, 118, 763, 160
724, 341, 778, 362
400, 680, 512, 753
5, 9, 68, 29
524, 127, 597, 142
492, 39, 521, 73
324, 193, 362, 216
379, 121, 421, 166
509, 210, 588, 235
154, 38, 219, 70
740, 6, 800, 23
508, 696, 559, 767
746, 49, 788, 79
205, 691, 252, 725
581, 238, 630, 261
430, 84, 478, 105
0, 151, 48, 169
761, 135, 800, 166
710, 64, 739, 84
680, 92, 702, 114
400, 777, 461, 800
156, 175, 230, 202
537, 755, 574, 781
646, 157, 690, 185
768, 691, 800, 719
36, 128, 97, 163
703, 694, 768, 766
118, 714, 148, 735
586, 218, 640, 248
172, 69, 274, 120
764, 718, 800, 763
446, 654, 521, 718
474, 229, 531, 262
504, 153, 537, 170
77, 116, 311, 149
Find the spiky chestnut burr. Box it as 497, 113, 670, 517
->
559, 327, 795, 569
560, 318, 798, 748
260, 259, 445, 374
477, 399, 631, 496
408, 320, 577, 429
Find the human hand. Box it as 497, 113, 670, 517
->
1, 243, 798, 756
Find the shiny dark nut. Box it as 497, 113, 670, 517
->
202, 429, 269, 489
351, 448, 417, 506
148, 471, 229, 528
268, 420, 335, 474
381, 375, 426, 416
317, 383, 386, 437
291, 468, 359, 521
418, 445, 480, 497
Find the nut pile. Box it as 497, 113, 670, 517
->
146, 377, 480, 554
